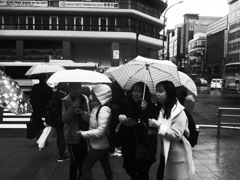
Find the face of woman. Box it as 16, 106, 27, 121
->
156, 84, 167, 105
132, 85, 143, 102
69, 86, 81, 98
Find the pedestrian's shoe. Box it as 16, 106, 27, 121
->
57, 155, 70, 162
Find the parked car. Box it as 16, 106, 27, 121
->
196, 78, 208, 86
210, 79, 223, 90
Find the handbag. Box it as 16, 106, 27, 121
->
26, 115, 36, 139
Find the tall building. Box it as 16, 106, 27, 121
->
206, 15, 228, 79
0, 0, 168, 66
228, 0, 240, 63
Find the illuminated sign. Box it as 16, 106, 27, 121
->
0, 0, 48, 7
59, 2, 118, 8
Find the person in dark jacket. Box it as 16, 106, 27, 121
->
30, 74, 53, 140
118, 82, 159, 180
62, 82, 90, 180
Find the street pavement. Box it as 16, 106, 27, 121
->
1, 93, 240, 180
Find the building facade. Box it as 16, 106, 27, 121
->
0, 0, 168, 66
228, 0, 240, 63
206, 15, 228, 79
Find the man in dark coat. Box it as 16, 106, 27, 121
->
30, 74, 53, 140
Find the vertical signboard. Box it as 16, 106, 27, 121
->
224, 30, 228, 58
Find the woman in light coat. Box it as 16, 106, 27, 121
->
149, 81, 195, 180
76, 84, 113, 180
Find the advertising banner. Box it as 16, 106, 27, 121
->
59, 1, 118, 8
0, 0, 48, 7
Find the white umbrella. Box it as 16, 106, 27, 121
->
47, 69, 112, 86
108, 56, 181, 94
25, 63, 66, 76
178, 71, 197, 96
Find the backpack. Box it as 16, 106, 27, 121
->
45, 91, 65, 128
184, 109, 199, 147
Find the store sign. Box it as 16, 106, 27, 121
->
0, 0, 47, 7
113, 50, 119, 59
59, 1, 118, 8
224, 30, 228, 58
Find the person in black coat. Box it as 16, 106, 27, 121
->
30, 74, 53, 140
118, 82, 159, 180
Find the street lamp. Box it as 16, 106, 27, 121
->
162, 0, 183, 59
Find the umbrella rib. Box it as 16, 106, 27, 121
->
150, 65, 180, 81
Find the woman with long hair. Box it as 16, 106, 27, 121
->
149, 81, 195, 180
118, 82, 159, 180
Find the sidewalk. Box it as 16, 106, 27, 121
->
1, 128, 240, 180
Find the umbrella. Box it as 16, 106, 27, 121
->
108, 56, 181, 94
178, 71, 197, 96
104, 65, 123, 80
0, 70, 32, 115
47, 69, 112, 87
25, 63, 66, 76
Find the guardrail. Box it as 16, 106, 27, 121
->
216, 107, 240, 138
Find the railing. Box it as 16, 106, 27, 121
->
216, 107, 240, 138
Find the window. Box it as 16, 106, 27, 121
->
108, 17, 115, 31
43, 16, 49, 30
35, 16, 42, 30
26, 16, 34, 30
99, 17, 107, 31
67, 16, 74, 30
50, 16, 58, 30
19, 16, 26, 30
83, 17, 90, 31
75, 17, 83, 31
59, 16, 66, 30
91, 17, 98, 31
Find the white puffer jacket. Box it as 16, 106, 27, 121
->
81, 84, 112, 150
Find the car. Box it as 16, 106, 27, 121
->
196, 78, 208, 86
210, 79, 223, 89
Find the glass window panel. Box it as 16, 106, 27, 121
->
67, 16, 74, 30
27, 16, 34, 30
108, 17, 115, 31
19, 16, 26, 30
35, 16, 42, 30
100, 17, 107, 31
83, 17, 90, 31
43, 16, 49, 30
50, 16, 58, 30
76, 17, 82, 31
92, 17, 98, 31
59, 16, 65, 30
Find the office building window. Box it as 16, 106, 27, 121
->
35, 16, 42, 30
50, 16, 58, 30
92, 17, 98, 31
75, 17, 83, 31
59, 16, 66, 30
19, 16, 26, 30
43, 16, 49, 30
67, 16, 74, 30
83, 17, 90, 31
26, 16, 34, 30
99, 17, 107, 31
108, 17, 115, 31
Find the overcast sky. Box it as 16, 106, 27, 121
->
165, 0, 229, 29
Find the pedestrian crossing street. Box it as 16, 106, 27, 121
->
0, 109, 31, 128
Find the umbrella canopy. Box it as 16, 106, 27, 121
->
108, 56, 181, 94
103, 65, 123, 80
47, 69, 112, 87
25, 63, 66, 76
0, 70, 32, 115
178, 71, 197, 96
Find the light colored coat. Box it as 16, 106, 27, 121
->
156, 100, 195, 180
81, 87, 112, 150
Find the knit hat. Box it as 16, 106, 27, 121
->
92, 84, 112, 105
